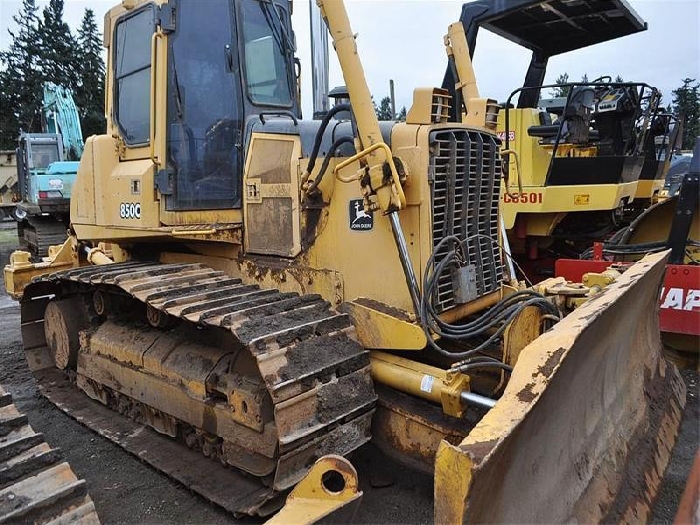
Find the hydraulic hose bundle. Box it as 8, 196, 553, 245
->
419, 234, 560, 373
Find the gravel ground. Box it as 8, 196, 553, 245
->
0, 220, 697, 524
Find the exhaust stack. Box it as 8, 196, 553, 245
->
309, 0, 329, 119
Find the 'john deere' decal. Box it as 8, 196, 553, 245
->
349, 199, 373, 231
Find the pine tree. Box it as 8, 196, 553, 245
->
549, 73, 570, 98
672, 78, 700, 149
0, 0, 43, 148
75, 8, 106, 139
397, 106, 407, 121
376, 96, 395, 120
38, 0, 79, 92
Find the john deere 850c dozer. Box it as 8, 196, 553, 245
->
3, 0, 685, 521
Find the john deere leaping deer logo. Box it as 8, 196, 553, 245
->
349, 199, 373, 231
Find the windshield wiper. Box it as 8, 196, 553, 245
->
259, 0, 293, 57
171, 53, 184, 119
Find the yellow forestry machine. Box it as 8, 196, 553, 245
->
2, 0, 685, 522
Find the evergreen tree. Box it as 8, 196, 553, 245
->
0, 0, 43, 148
376, 96, 395, 120
76, 8, 106, 138
672, 78, 700, 149
549, 73, 570, 97
397, 106, 407, 121
38, 0, 79, 92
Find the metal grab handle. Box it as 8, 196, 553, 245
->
333, 142, 406, 209
258, 111, 299, 125
500, 149, 523, 198
149, 31, 163, 166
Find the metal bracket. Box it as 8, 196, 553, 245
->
158, 0, 177, 33
266, 455, 362, 524
451, 263, 478, 304
666, 138, 699, 264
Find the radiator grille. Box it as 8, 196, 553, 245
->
429, 129, 504, 313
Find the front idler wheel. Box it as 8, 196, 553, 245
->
43, 297, 90, 370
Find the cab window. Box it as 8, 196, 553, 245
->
241, 2, 293, 106
113, 5, 155, 145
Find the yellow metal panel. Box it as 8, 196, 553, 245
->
500, 182, 638, 230
339, 300, 426, 350
635, 178, 664, 200
267, 456, 362, 525
497, 108, 552, 189
243, 133, 302, 257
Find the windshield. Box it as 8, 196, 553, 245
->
241, 1, 293, 106
165, 0, 242, 211
30, 143, 60, 169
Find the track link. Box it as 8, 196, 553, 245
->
0, 384, 100, 524
18, 217, 68, 258
20, 262, 376, 516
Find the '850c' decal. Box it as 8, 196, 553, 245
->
119, 202, 141, 219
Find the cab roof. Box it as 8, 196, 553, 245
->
467, 0, 646, 57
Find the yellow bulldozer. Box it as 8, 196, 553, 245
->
3, 0, 685, 522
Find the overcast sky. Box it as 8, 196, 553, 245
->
1, 0, 698, 118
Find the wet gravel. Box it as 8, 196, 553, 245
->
0, 221, 696, 523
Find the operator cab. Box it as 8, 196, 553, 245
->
18, 134, 63, 172
111, 0, 299, 212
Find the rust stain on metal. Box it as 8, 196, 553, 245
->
516, 382, 536, 403
463, 437, 500, 465
536, 346, 566, 378
19, 261, 377, 516
600, 359, 686, 523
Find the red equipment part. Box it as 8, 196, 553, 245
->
555, 259, 700, 337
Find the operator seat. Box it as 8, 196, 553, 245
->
528, 87, 596, 145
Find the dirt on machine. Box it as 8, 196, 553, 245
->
0, 383, 100, 524
2, 0, 686, 522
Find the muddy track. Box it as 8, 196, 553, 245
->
19, 217, 67, 258
20, 261, 377, 516
0, 383, 100, 524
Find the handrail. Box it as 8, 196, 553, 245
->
149, 31, 163, 166
502, 81, 655, 182
333, 142, 407, 209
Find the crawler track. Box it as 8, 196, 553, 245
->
18, 217, 67, 258
20, 262, 376, 516
0, 384, 100, 524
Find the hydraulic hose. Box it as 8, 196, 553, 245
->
418, 234, 560, 360
306, 136, 356, 194
304, 103, 352, 178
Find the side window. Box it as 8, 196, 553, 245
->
241, 2, 293, 106
113, 6, 154, 145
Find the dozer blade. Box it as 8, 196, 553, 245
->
435, 251, 686, 523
